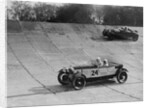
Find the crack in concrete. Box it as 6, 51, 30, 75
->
39, 23, 76, 65
7, 43, 56, 95
102, 84, 142, 100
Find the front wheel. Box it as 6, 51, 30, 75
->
72, 75, 86, 90
116, 71, 128, 84
107, 34, 114, 40
108, 36, 114, 40
103, 29, 107, 36
58, 72, 69, 85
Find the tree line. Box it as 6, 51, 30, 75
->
7, 1, 143, 26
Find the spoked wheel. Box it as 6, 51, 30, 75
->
117, 71, 128, 84
72, 75, 86, 90
58, 72, 69, 85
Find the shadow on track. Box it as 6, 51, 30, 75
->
90, 36, 137, 42
8, 79, 138, 98
30, 80, 116, 95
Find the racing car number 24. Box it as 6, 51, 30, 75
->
58, 61, 128, 90
91, 70, 99, 76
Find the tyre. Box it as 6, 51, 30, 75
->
72, 75, 86, 90
132, 36, 138, 41
116, 70, 128, 84
108, 35, 114, 40
58, 72, 69, 85
103, 29, 107, 36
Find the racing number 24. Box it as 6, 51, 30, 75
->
91, 70, 98, 76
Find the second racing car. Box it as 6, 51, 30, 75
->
103, 27, 139, 41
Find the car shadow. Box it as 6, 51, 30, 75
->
29, 79, 117, 95
90, 36, 136, 42
29, 84, 73, 95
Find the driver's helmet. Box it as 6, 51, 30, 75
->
62, 67, 67, 72
96, 57, 103, 66
96, 57, 101, 62
97, 57, 101, 60
103, 59, 109, 66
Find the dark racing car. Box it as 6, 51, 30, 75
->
103, 27, 139, 41
57, 58, 128, 90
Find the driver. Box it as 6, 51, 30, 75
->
103, 59, 109, 66
96, 57, 103, 67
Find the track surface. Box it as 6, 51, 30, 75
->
7, 21, 143, 107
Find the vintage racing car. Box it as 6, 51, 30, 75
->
57, 59, 128, 90
103, 27, 139, 41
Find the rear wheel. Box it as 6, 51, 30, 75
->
58, 72, 69, 85
116, 70, 128, 83
132, 36, 138, 41
72, 75, 86, 90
